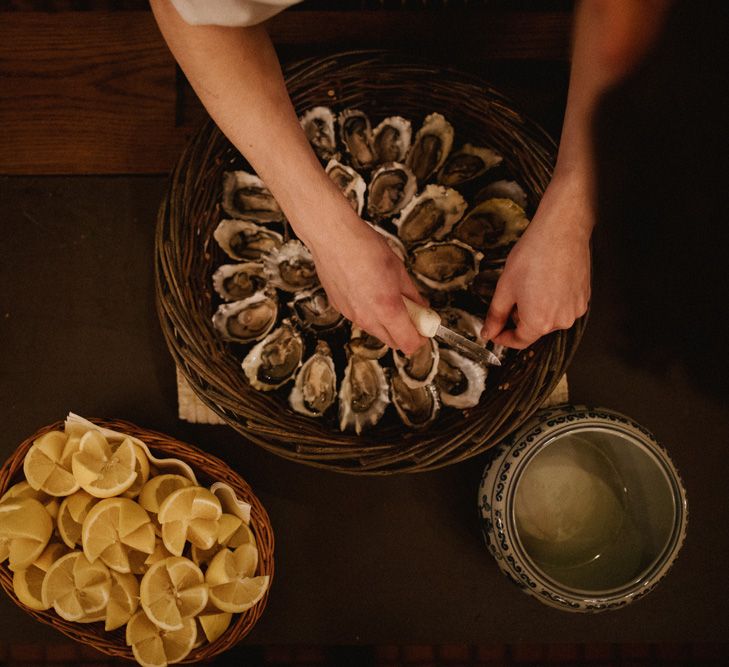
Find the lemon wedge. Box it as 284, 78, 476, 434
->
126, 610, 197, 667
157, 487, 221, 557
0, 480, 60, 519
105, 569, 140, 631
205, 544, 268, 613
41, 550, 112, 621
71, 431, 138, 498
23, 431, 80, 497
140, 556, 208, 631
190, 513, 255, 568
198, 607, 233, 644
57, 490, 97, 549
120, 442, 151, 499
129, 537, 173, 576
12, 542, 69, 610
138, 475, 194, 515
0, 498, 53, 571
81, 497, 155, 572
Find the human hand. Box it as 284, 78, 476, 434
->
480, 176, 592, 349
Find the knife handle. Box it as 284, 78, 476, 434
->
402, 296, 441, 338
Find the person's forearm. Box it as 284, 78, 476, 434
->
150, 0, 347, 247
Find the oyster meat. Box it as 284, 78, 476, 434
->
212, 291, 278, 344
264, 240, 319, 292
435, 348, 487, 409
368, 223, 407, 263
339, 355, 390, 434
393, 184, 467, 245
289, 286, 343, 333
222, 171, 284, 223
437, 144, 502, 187
366, 162, 417, 221
406, 113, 454, 183
390, 375, 441, 430
339, 109, 376, 170
289, 340, 337, 417
242, 319, 304, 391
373, 116, 412, 164
325, 159, 366, 215
348, 325, 389, 360
212, 262, 266, 301
392, 338, 440, 389
476, 179, 528, 210
409, 239, 483, 291
300, 107, 338, 162
452, 198, 530, 251
437, 307, 484, 344
213, 219, 283, 261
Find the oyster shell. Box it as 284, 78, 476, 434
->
212, 291, 278, 344
437, 307, 484, 345
212, 262, 266, 301
213, 219, 283, 261
390, 375, 441, 430
437, 144, 502, 187
435, 348, 487, 409
242, 319, 303, 391
409, 239, 483, 291
406, 113, 454, 183
263, 240, 319, 292
222, 171, 284, 223
366, 162, 417, 221
339, 109, 376, 170
289, 340, 337, 417
452, 198, 530, 251
373, 116, 412, 164
300, 107, 338, 162
392, 338, 440, 389
393, 184, 467, 245
338, 355, 390, 434
470, 267, 502, 303
367, 222, 407, 262
325, 159, 365, 216
476, 179, 528, 210
348, 325, 389, 360
288, 286, 343, 333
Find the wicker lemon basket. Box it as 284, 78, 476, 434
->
155, 50, 587, 475
0, 418, 274, 662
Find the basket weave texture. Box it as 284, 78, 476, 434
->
0, 418, 274, 663
155, 50, 586, 474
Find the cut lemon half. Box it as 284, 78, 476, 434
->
81, 497, 155, 572
205, 544, 268, 613
12, 542, 68, 611
0, 481, 59, 519
41, 550, 111, 621
140, 556, 208, 631
120, 442, 151, 499
126, 610, 197, 667
71, 431, 137, 498
138, 475, 194, 515
23, 431, 80, 497
105, 569, 140, 631
157, 487, 221, 557
57, 490, 97, 549
0, 498, 53, 571
190, 513, 255, 568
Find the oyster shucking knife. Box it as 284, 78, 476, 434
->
403, 296, 501, 367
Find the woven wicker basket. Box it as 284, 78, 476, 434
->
155, 50, 587, 475
0, 418, 274, 663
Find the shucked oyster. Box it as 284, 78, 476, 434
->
366, 162, 417, 221
452, 198, 530, 251
212, 291, 278, 344
368, 223, 407, 262
393, 184, 467, 245
222, 171, 284, 223
435, 348, 487, 409
410, 239, 483, 291
406, 113, 454, 184
437, 144, 502, 188
300, 107, 338, 162
339, 355, 390, 435
437, 307, 484, 345
289, 341, 337, 417
373, 116, 412, 164
242, 319, 303, 391
390, 374, 441, 430
339, 109, 376, 170
213, 220, 283, 261
288, 286, 343, 333
348, 325, 389, 360
325, 159, 366, 215
476, 179, 528, 210
212, 262, 266, 301
263, 240, 319, 292
392, 338, 440, 389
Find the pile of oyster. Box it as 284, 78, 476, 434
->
210, 107, 532, 435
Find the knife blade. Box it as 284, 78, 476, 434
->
402, 297, 501, 367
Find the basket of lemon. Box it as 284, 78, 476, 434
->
0, 414, 274, 666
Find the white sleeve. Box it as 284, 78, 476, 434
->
170, 0, 302, 27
